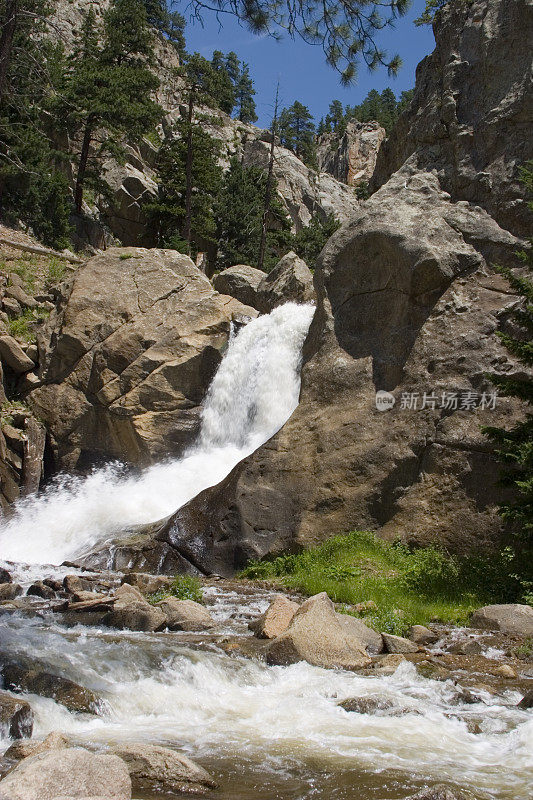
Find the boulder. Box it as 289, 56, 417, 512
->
2, 665, 100, 714
339, 696, 394, 714
121, 573, 172, 596
517, 689, 533, 709
109, 743, 216, 795
266, 592, 371, 670
250, 595, 299, 639
470, 604, 533, 636
4, 284, 37, 310
0, 748, 131, 800
3, 732, 69, 763
408, 625, 438, 645
0, 567, 12, 583
0, 336, 35, 374
29, 248, 257, 469
103, 586, 166, 632
382, 633, 419, 654
256, 251, 315, 313
373, 654, 406, 674
0, 693, 33, 740
157, 598, 215, 631
213, 265, 265, 309
336, 614, 384, 654
0, 583, 22, 601
26, 581, 56, 600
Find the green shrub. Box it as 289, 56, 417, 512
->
148, 574, 203, 605
401, 546, 460, 596
45, 257, 66, 288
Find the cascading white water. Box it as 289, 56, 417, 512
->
0, 303, 314, 566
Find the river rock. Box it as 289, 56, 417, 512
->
373, 654, 406, 674
517, 689, 533, 709
29, 247, 257, 470
0, 748, 131, 800
3, 732, 69, 763
0, 583, 22, 601
0, 568, 12, 583
408, 625, 438, 645
0, 693, 33, 740
26, 581, 56, 600
250, 595, 299, 639
382, 633, 419, 654
336, 613, 384, 654
470, 604, 533, 636
493, 664, 517, 679
266, 592, 371, 670
157, 598, 215, 631
405, 785, 467, 800
121, 573, 172, 596
1, 665, 100, 714
339, 696, 394, 714
213, 265, 265, 309
103, 596, 166, 633
256, 251, 314, 313
109, 743, 216, 795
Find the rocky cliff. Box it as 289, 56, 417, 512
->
170, 0, 533, 572
317, 122, 386, 188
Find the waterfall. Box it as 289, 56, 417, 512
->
0, 302, 314, 567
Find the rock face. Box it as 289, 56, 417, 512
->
0, 748, 131, 800
29, 248, 256, 469
213, 265, 266, 308
371, 0, 533, 238
256, 252, 315, 313
0, 693, 33, 740
317, 121, 386, 188
266, 592, 371, 670
109, 743, 216, 795
190, 0, 532, 560
470, 604, 533, 635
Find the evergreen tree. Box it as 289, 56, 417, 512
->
186, 52, 234, 114
147, 119, 222, 253
328, 100, 344, 131
142, 0, 185, 55
224, 51, 240, 84
215, 157, 291, 271
235, 63, 257, 123
57, 0, 162, 214
483, 163, 533, 542
278, 101, 316, 166
289, 213, 340, 268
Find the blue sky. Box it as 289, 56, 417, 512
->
183, 0, 436, 128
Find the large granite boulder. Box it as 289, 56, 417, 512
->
371, 0, 533, 238
266, 592, 371, 670
470, 603, 533, 635
213, 265, 265, 308
109, 743, 216, 795
256, 251, 315, 312
29, 248, 256, 469
0, 748, 131, 800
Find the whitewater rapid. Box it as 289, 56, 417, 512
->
0, 303, 314, 566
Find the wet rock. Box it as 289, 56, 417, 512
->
266, 592, 371, 671
339, 696, 395, 714
0, 693, 33, 739
0, 747, 131, 800
249, 595, 299, 639
373, 654, 406, 674
213, 265, 265, 309
447, 639, 483, 656
493, 664, 517, 679
517, 689, 533, 709
336, 613, 384, 654
122, 572, 172, 596
0, 568, 12, 583
470, 604, 533, 636
26, 581, 56, 600
110, 742, 217, 795
2, 665, 100, 714
382, 633, 419, 654
0, 583, 22, 601
450, 688, 479, 705
157, 598, 215, 632
408, 625, 438, 645
415, 661, 452, 682
3, 731, 69, 762
0, 335, 35, 374
405, 784, 467, 800
103, 585, 166, 632
256, 251, 314, 313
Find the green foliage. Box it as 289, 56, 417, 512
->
483, 163, 533, 541
45, 256, 66, 288
355, 182, 370, 200
415, 0, 472, 26
214, 157, 291, 271
147, 119, 222, 253
188, 0, 410, 84
142, 0, 185, 55
289, 213, 340, 268
322, 88, 414, 136
8, 307, 48, 342
240, 530, 533, 634
278, 102, 316, 166
148, 574, 203, 604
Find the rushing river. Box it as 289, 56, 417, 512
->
0, 303, 532, 799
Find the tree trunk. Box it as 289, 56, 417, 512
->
74, 121, 93, 214
183, 90, 194, 252
0, 0, 18, 99
258, 84, 279, 272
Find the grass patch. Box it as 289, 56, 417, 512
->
45, 256, 66, 288
147, 574, 203, 605
240, 531, 533, 635
8, 307, 49, 342
2, 255, 38, 293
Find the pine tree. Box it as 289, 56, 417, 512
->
147, 119, 222, 254
289, 213, 339, 268
142, 0, 185, 55
483, 163, 533, 541
57, 0, 162, 214
278, 101, 316, 166
235, 63, 257, 123
215, 157, 291, 272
